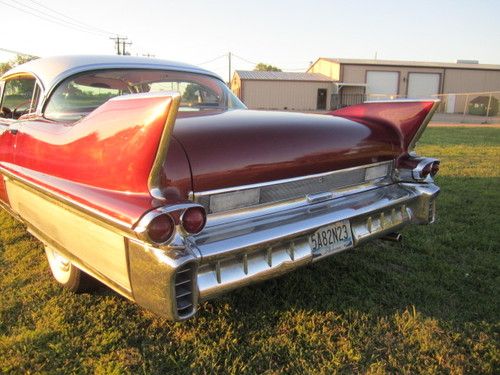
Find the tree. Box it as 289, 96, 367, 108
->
253, 63, 282, 72
0, 54, 38, 75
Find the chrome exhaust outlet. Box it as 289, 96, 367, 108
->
381, 232, 402, 242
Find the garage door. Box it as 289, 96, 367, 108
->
407, 73, 440, 98
366, 71, 399, 97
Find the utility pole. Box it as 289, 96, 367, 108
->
122, 38, 132, 55
228, 51, 232, 84
110, 36, 121, 55
110, 36, 131, 55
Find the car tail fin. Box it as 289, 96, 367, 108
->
76, 92, 181, 198
330, 100, 439, 151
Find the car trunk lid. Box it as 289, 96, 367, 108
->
172, 109, 401, 194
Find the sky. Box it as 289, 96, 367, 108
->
1, 0, 499, 80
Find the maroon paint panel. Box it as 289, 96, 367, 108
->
173, 109, 401, 193
330, 101, 436, 151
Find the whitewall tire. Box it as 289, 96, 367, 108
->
44, 246, 99, 292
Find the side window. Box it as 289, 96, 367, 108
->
0, 76, 39, 119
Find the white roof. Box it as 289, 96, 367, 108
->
2, 55, 223, 91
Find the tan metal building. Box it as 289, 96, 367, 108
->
231, 58, 500, 112
231, 70, 332, 111
308, 58, 500, 110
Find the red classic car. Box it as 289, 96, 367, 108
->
0, 56, 440, 320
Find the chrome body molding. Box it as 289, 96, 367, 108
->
0, 164, 133, 235
191, 161, 394, 216
127, 239, 199, 320
126, 180, 439, 319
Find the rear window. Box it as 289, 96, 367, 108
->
44, 69, 245, 121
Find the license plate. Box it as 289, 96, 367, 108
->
309, 220, 353, 257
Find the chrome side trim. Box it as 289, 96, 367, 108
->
0, 178, 133, 299
0, 165, 133, 235
147, 92, 181, 200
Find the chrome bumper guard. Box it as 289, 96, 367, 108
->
127, 182, 439, 320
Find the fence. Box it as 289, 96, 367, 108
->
331, 93, 366, 109
331, 91, 500, 124
432, 91, 500, 124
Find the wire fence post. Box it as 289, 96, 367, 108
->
462, 94, 470, 123
485, 93, 493, 124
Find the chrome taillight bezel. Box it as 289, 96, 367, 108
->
134, 203, 207, 246
396, 155, 440, 182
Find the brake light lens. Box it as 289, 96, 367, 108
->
182, 207, 206, 234
431, 161, 440, 176
421, 163, 432, 178
147, 213, 175, 243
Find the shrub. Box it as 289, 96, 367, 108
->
468, 96, 498, 116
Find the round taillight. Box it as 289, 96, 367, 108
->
147, 214, 175, 243
182, 207, 206, 234
431, 162, 440, 176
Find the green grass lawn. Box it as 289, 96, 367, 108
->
1, 127, 499, 374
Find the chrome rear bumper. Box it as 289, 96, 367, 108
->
127, 182, 439, 320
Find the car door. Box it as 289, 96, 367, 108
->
0, 74, 40, 205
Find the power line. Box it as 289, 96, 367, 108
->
0, 0, 113, 37
13, 0, 111, 35
231, 53, 258, 66
197, 54, 227, 66
24, 0, 116, 36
